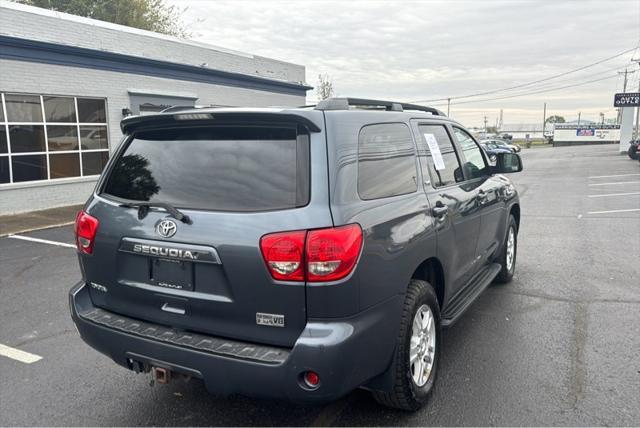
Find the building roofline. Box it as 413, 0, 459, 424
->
0, 35, 313, 96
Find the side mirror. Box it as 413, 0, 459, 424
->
493, 152, 523, 174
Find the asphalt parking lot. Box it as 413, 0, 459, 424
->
1, 144, 639, 426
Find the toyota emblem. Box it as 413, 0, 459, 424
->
156, 219, 178, 238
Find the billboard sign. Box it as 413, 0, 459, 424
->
576, 128, 595, 137
614, 92, 640, 107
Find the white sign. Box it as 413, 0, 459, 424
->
423, 133, 446, 170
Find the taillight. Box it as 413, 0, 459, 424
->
260, 230, 306, 281
306, 224, 362, 282
75, 210, 99, 254
260, 224, 363, 283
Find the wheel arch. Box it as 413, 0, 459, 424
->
410, 257, 445, 309
510, 203, 520, 231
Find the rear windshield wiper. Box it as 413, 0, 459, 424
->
119, 200, 192, 224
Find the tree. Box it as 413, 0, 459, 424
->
545, 115, 565, 124
16, 0, 190, 37
316, 74, 334, 101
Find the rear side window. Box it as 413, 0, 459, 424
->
357, 123, 417, 200
102, 126, 309, 212
418, 124, 463, 187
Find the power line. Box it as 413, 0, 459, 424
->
430, 74, 618, 107
410, 46, 639, 103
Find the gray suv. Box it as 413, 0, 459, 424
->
70, 98, 523, 410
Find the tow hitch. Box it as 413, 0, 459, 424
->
153, 367, 171, 384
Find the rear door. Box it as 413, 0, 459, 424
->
80, 116, 331, 348
412, 121, 483, 297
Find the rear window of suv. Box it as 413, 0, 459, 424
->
102, 126, 310, 212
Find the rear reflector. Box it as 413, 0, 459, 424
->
75, 211, 99, 254
260, 224, 362, 283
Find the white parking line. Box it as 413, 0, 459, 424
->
589, 173, 640, 179
7, 234, 76, 249
588, 181, 640, 186
0, 343, 42, 364
588, 192, 640, 198
588, 208, 640, 215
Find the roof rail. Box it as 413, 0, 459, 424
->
314, 97, 445, 116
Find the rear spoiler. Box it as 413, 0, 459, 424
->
121, 111, 322, 134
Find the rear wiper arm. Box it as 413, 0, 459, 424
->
119, 200, 192, 224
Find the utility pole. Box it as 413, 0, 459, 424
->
484, 115, 488, 135
542, 102, 547, 137
634, 58, 640, 139
447, 98, 451, 116
617, 68, 637, 123
578, 112, 581, 126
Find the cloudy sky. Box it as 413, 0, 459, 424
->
168, 0, 640, 126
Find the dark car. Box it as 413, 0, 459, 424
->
482, 138, 521, 153
628, 139, 639, 160
70, 97, 523, 411
480, 141, 513, 163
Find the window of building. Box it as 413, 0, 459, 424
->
417, 124, 463, 188
357, 123, 417, 200
453, 127, 489, 180
0, 93, 110, 184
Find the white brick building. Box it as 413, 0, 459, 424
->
0, 1, 311, 215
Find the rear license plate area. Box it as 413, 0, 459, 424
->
151, 258, 194, 291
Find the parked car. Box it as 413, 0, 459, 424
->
480, 141, 513, 163
482, 138, 521, 153
499, 133, 513, 141
627, 139, 639, 160
70, 97, 523, 411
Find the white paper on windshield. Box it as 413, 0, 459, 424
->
423, 133, 445, 170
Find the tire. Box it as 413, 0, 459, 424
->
628, 145, 638, 160
372, 279, 441, 411
494, 215, 518, 283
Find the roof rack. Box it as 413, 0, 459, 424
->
314, 97, 445, 116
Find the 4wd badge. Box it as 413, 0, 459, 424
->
256, 312, 285, 327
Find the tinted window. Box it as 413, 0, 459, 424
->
47, 126, 79, 151
418, 124, 463, 187
357, 123, 417, 200
0, 128, 7, 153
77, 98, 106, 123
453, 127, 489, 180
0, 157, 9, 184
82, 151, 109, 176
103, 126, 310, 212
50, 153, 81, 178
5, 94, 42, 122
9, 125, 45, 153
12, 154, 47, 182
43, 97, 76, 122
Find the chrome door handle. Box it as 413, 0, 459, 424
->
432, 205, 448, 218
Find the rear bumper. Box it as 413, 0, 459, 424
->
69, 281, 401, 403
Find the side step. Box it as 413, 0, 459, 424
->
441, 263, 501, 327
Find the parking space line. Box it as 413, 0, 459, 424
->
589, 173, 640, 179
588, 208, 640, 215
7, 234, 76, 249
588, 181, 640, 186
588, 192, 640, 198
0, 343, 42, 364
